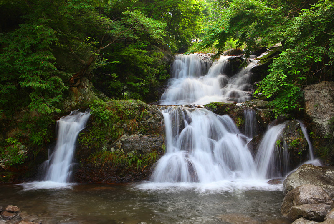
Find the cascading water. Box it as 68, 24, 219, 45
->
141, 53, 318, 191
22, 110, 90, 190
160, 54, 256, 105
244, 109, 257, 138
151, 107, 256, 183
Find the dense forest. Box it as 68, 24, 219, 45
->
0, 0, 333, 174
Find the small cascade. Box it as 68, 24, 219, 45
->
151, 107, 257, 183
160, 54, 257, 105
22, 110, 90, 190
298, 121, 315, 161
244, 109, 257, 138
255, 123, 287, 179
44, 110, 91, 182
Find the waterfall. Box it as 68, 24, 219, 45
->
160, 54, 257, 105
244, 109, 257, 138
21, 110, 90, 190
151, 107, 256, 183
255, 123, 287, 179
142, 53, 318, 191
44, 110, 91, 182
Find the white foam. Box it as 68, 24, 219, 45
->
19, 181, 75, 191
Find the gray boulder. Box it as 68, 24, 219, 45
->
283, 164, 334, 196
304, 81, 334, 136
282, 184, 332, 221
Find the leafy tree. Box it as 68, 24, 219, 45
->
133, 0, 205, 53
200, 0, 334, 115
256, 0, 334, 115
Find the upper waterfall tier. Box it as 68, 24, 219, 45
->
160, 54, 257, 105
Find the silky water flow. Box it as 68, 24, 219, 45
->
21, 110, 90, 190
141, 54, 319, 191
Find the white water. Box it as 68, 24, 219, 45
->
255, 123, 287, 179
22, 110, 90, 190
141, 54, 318, 191
160, 54, 256, 105
244, 109, 257, 138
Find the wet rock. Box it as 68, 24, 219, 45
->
326, 209, 334, 220
221, 56, 245, 77
292, 217, 319, 224
282, 184, 333, 222
277, 120, 310, 175
287, 204, 331, 222
268, 179, 283, 185
1, 210, 18, 220
283, 164, 334, 196
304, 81, 334, 136
113, 134, 164, 154
6, 205, 20, 213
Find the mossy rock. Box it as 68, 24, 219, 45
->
75, 99, 165, 183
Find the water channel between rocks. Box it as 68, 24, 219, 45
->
1, 183, 287, 224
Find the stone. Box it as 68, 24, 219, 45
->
1, 210, 17, 220
292, 217, 319, 224
287, 204, 331, 222
283, 164, 334, 196
114, 134, 164, 154
304, 81, 334, 135
282, 184, 333, 222
326, 208, 334, 220
6, 205, 20, 213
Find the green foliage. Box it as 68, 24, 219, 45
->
201, 0, 334, 115
87, 150, 159, 170
255, 0, 334, 115
0, 137, 27, 167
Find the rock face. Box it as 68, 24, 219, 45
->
283, 164, 334, 196
273, 120, 311, 177
74, 100, 166, 183
282, 184, 332, 221
282, 165, 334, 223
304, 81, 334, 136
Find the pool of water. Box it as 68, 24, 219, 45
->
0, 183, 290, 224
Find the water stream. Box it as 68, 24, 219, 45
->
141, 54, 319, 191
22, 110, 90, 190
3, 53, 318, 223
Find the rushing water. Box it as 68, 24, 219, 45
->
1, 184, 288, 224
144, 53, 318, 189
22, 110, 90, 190
3, 54, 317, 224
160, 54, 256, 105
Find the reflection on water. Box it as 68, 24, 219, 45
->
0, 183, 289, 224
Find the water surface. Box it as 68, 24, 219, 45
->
0, 183, 289, 224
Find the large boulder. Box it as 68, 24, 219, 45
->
282, 184, 332, 221
283, 164, 334, 196
304, 81, 334, 136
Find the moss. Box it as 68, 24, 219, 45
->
204, 102, 234, 114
